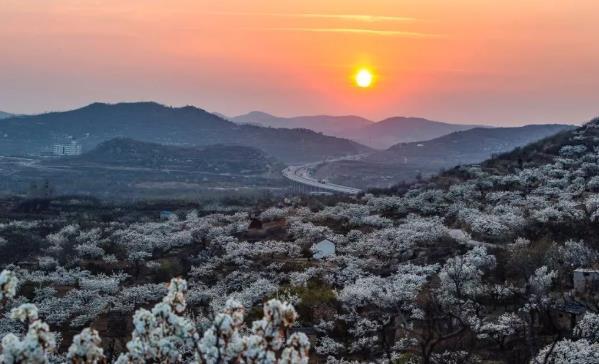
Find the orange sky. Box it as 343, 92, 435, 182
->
1, 0, 599, 124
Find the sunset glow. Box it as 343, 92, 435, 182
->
2, 1, 599, 124
355, 69, 373, 88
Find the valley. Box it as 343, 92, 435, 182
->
0, 139, 290, 200
282, 164, 362, 195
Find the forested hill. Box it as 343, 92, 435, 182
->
0, 102, 371, 163
56, 138, 283, 175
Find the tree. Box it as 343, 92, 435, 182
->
533, 339, 599, 364
476, 312, 524, 349
573, 312, 599, 343
1, 304, 56, 363
67, 328, 105, 364
437, 246, 496, 303
0, 272, 310, 364
338, 264, 438, 359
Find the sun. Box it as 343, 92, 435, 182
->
355, 68, 373, 88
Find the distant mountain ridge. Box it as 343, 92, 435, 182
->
231, 111, 484, 149
0, 102, 371, 163
232, 111, 372, 136
351, 116, 484, 149
0, 111, 13, 119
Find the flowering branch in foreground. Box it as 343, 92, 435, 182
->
0, 272, 310, 364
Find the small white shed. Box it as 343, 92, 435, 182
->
311, 239, 335, 259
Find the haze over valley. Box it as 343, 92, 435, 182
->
232, 111, 486, 149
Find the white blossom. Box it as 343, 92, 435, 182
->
0, 270, 18, 304
533, 339, 599, 363
67, 328, 104, 364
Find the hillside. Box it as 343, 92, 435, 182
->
480, 119, 599, 173
0, 102, 371, 163
0, 138, 290, 199
60, 138, 281, 175
370, 124, 573, 164
348, 116, 483, 148
314, 123, 574, 188
0, 111, 13, 119
232, 111, 372, 136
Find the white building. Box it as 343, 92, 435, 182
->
53, 140, 82, 156
573, 268, 599, 295
311, 239, 335, 259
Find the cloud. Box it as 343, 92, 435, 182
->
210, 11, 418, 23
284, 13, 417, 23
267, 27, 442, 38
211, 11, 436, 37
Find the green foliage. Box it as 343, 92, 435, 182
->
277, 280, 337, 323
153, 259, 186, 282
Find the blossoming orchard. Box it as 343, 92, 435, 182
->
2, 119, 599, 362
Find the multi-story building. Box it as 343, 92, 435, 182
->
573, 268, 599, 296
52, 140, 82, 156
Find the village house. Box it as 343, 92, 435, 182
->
311, 239, 335, 259
573, 268, 599, 296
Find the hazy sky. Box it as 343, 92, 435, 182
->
2, 0, 599, 125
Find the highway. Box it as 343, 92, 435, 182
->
282, 161, 362, 195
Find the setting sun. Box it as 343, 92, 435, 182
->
355, 69, 374, 88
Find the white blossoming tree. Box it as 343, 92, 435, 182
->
532, 339, 599, 364
0, 272, 310, 364
337, 263, 438, 359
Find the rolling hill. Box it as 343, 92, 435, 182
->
348, 116, 484, 149
0, 102, 371, 163
0, 138, 289, 199
60, 138, 282, 175
231, 111, 483, 149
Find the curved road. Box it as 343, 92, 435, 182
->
282, 162, 362, 195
